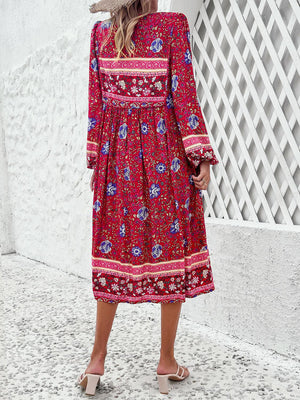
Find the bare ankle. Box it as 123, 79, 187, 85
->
91, 350, 107, 361
159, 351, 176, 365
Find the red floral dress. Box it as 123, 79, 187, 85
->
86, 11, 219, 304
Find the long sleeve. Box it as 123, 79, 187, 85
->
86, 21, 103, 169
170, 13, 219, 169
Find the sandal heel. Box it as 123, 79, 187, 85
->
85, 374, 101, 396
157, 375, 169, 394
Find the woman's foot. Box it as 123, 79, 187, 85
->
156, 358, 189, 380
84, 351, 107, 376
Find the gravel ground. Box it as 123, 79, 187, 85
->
1, 253, 299, 399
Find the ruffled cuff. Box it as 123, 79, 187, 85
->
87, 155, 97, 170
187, 147, 219, 168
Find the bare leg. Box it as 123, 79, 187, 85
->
85, 301, 118, 375
156, 302, 189, 378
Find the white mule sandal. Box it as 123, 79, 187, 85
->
156, 363, 190, 394
77, 372, 102, 396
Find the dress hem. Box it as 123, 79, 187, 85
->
93, 282, 215, 304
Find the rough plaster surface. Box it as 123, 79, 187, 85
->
1, 18, 95, 278
1, 254, 299, 399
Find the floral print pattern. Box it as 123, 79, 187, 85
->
86, 12, 219, 304
150, 38, 164, 53
102, 74, 166, 98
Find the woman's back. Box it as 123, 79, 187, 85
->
80, 2, 219, 396
86, 9, 219, 305
93, 12, 183, 110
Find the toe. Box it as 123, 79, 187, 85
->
180, 366, 189, 378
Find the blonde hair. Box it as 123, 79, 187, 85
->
100, 0, 153, 60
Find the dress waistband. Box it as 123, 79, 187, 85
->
102, 95, 167, 109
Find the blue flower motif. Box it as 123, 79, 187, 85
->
150, 183, 161, 199
102, 103, 107, 111
141, 122, 148, 135
101, 140, 110, 155
118, 123, 128, 139
185, 197, 190, 209
107, 182, 117, 196
155, 162, 166, 174
188, 212, 192, 221
184, 49, 192, 64
124, 166, 130, 181
187, 31, 191, 43
170, 218, 179, 234
201, 245, 208, 251
123, 206, 128, 216
132, 246, 142, 257
139, 148, 143, 160
137, 206, 149, 221
171, 157, 180, 173
152, 244, 162, 258
101, 20, 112, 29
188, 114, 199, 130
99, 240, 112, 253
183, 237, 188, 247
128, 108, 133, 115
175, 199, 179, 209
189, 174, 194, 185
91, 58, 98, 72
115, 165, 119, 174
157, 118, 166, 135
150, 38, 163, 53
88, 117, 96, 131
172, 75, 178, 92
93, 200, 101, 212
119, 223, 125, 237
166, 94, 174, 109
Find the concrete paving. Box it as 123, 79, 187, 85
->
0, 253, 299, 399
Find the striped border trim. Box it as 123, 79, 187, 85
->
87, 141, 99, 154
92, 249, 210, 277
103, 91, 166, 103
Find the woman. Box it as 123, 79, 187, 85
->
77, 0, 219, 395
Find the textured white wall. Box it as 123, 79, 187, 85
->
1, 24, 92, 275
0, 0, 89, 74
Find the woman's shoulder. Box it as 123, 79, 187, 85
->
90, 19, 114, 41
92, 19, 113, 31
151, 11, 189, 32
151, 11, 188, 21
144, 11, 188, 34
